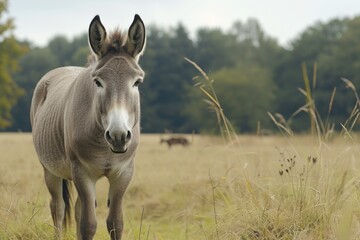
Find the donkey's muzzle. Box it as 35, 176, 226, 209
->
105, 129, 132, 154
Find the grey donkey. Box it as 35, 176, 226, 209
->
30, 14, 146, 239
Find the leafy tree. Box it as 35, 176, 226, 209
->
140, 24, 196, 132
48, 36, 71, 65
9, 48, 59, 131
195, 28, 237, 72
316, 16, 360, 127
229, 18, 285, 69
0, 0, 27, 128
69, 33, 89, 66
185, 63, 276, 133
187, 19, 282, 133
8, 34, 89, 131
214, 64, 275, 132
272, 17, 360, 131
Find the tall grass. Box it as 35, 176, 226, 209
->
185, 57, 239, 145
184, 59, 360, 239
341, 77, 360, 135
269, 63, 331, 141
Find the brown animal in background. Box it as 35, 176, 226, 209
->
31, 14, 146, 240
160, 137, 190, 148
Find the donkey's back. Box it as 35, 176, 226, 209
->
31, 66, 83, 179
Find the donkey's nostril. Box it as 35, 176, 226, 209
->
106, 130, 112, 141
126, 131, 132, 141
120, 131, 131, 143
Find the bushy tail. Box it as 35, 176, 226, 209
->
62, 179, 73, 230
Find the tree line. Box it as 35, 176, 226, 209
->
2, 3, 360, 133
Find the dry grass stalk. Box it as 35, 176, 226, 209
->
185, 57, 239, 145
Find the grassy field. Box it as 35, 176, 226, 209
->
1, 132, 360, 239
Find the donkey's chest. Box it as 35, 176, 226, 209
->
69, 132, 138, 178
92, 156, 131, 175
75, 148, 134, 178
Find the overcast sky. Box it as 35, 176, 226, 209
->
8, 0, 360, 47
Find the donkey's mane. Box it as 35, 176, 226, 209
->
87, 28, 128, 66
108, 28, 127, 52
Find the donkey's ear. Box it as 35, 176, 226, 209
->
124, 14, 146, 61
88, 15, 108, 57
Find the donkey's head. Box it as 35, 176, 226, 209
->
88, 15, 145, 154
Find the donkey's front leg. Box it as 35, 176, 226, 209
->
43, 169, 65, 239
72, 166, 97, 240
107, 161, 134, 240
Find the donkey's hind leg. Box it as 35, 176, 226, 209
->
44, 168, 65, 239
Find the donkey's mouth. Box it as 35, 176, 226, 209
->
110, 147, 128, 154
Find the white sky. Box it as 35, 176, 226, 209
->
8, 0, 360, 47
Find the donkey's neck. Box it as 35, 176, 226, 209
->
65, 66, 107, 147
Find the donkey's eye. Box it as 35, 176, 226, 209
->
94, 79, 103, 88
133, 79, 142, 87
